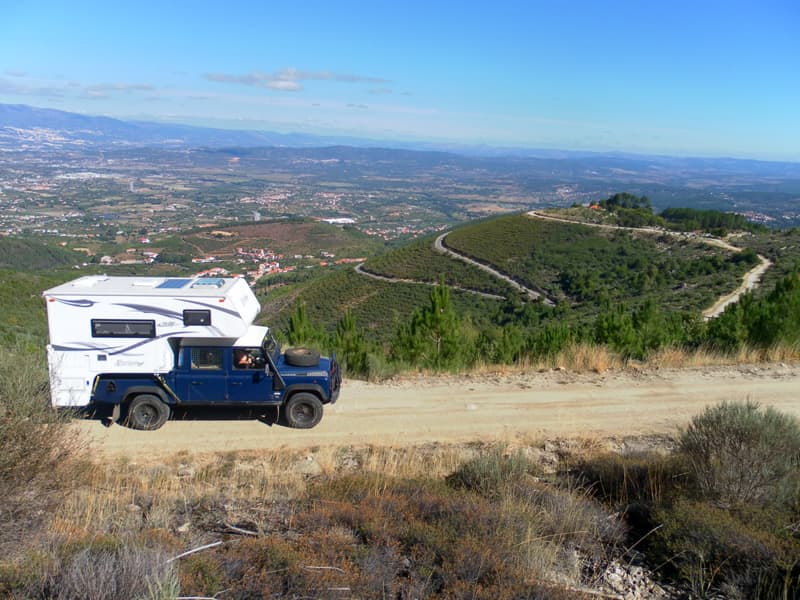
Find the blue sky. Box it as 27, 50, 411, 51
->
1, 0, 798, 160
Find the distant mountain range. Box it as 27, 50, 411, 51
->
1, 103, 800, 176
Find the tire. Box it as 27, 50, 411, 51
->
284, 393, 323, 429
285, 347, 321, 367
124, 394, 170, 430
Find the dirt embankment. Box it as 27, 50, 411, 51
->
76, 363, 800, 460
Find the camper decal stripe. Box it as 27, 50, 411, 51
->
52, 330, 191, 355
113, 303, 183, 320
51, 343, 120, 352
54, 298, 95, 307
106, 330, 194, 355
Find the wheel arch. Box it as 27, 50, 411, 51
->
122, 386, 171, 406
284, 384, 327, 403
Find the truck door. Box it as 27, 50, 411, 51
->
228, 347, 275, 403
183, 347, 227, 403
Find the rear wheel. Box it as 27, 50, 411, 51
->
284, 393, 323, 429
124, 394, 170, 430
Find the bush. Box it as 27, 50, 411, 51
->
0, 346, 85, 554
446, 447, 540, 499
679, 400, 800, 507
38, 544, 179, 600
653, 500, 799, 599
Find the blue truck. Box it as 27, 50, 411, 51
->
90, 325, 340, 430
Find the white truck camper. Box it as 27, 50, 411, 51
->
43, 275, 261, 407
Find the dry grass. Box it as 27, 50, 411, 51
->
1, 439, 625, 598
469, 342, 800, 377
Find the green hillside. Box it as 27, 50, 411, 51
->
444, 213, 756, 312
0, 237, 82, 270
257, 268, 503, 341
362, 235, 515, 297
0, 269, 70, 347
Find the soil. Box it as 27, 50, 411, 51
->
75, 363, 800, 459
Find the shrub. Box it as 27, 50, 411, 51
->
446, 447, 540, 499
0, 346, 85, 554
653, 500, 800, 599
679, 400, 800, 507
45, 545, 179, 600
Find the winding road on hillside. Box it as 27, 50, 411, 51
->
433, 233, 556, 305
353, 211, 770, 319
527, 211, 772, 319
76, 364, 800, 458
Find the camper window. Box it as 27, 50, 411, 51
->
91, 319, 155, 338
183, 309, 211, 326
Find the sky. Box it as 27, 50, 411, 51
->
0, 0, 798, 161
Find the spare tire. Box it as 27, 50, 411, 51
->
285, 347, 320, 367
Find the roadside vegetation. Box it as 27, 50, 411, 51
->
3, 393, 800, 598
272, 266, 800, 379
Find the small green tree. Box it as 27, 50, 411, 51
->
287, 302, 323, 347
333, 309, 369, 377
391, 277, 471, 371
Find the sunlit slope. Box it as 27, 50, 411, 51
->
361, 235, 516, 297
257, 267, 503, 340
444, 213, 755, 313
0, 237, 81, 271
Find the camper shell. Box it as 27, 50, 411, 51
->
42, 275, 340, 429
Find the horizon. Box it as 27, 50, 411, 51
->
1, 1, 798, 162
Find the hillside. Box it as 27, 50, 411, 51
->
257, 267, 503, 341
155, 218, 383, 265
0, 237, 81, 271
264, 211, 765, 339
444, 212, 757, 312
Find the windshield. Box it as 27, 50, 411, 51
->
263, 332, 281, 360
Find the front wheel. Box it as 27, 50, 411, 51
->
124, 394, 170, 430
284, 393, 323, 429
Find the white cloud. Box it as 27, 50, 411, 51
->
204, 67, 390, 93
267, 80, 302, 92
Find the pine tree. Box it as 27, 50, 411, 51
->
390, 277, 471, 371
287, 302, 320, 347
334, 309, 369, 376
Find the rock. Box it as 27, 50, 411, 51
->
177, 464, 195, 478
126, 503, 142, 513
597, 559, 673, 600
292, 455, 322, 476
176, 521, 191, 533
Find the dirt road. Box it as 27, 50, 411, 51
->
76, 364, 799, 459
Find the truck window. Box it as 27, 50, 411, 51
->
190, 348, 223, 370
234, 348, 264, 369
91, 319, 155, 338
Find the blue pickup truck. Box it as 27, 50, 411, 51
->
90, 326, 340, 430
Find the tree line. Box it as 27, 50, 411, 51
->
283, 270, 800, 378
